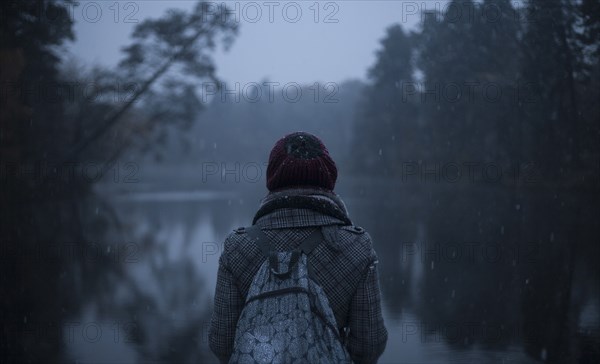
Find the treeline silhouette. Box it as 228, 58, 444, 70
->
1, 0, 599, 363
1, 1, 238, 363
348, 1, 600, 363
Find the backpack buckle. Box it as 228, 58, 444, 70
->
269, 249, 301, 279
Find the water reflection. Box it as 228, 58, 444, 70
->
68, 181, 599, 363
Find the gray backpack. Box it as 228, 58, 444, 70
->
229, 225, 353, 364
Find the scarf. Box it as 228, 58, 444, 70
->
252, 187, 352, 225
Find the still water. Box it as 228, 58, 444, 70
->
65, 182, 596, 363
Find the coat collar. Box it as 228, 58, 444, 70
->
253, 187, 352, 228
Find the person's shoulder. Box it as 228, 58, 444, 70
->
222, 226, 251, 251
340, 225, 366, 235
232, 226, 248, 235
217, 226, 259, 267
338, 224, 371, 244
332, 224, 375, 257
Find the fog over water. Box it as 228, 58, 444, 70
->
2, 1, 599, 363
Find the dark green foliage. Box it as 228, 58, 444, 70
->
1, 1, 237, 363
352, 25, 418, 175
579, 0, 600, 60
65, 2, 238, 164
351, 0, 599, 362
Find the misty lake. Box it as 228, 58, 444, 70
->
61, 178, 589, 364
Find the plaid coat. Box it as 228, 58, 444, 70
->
208, 188, 388, 364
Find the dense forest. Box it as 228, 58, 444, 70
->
1, 0, 599, 363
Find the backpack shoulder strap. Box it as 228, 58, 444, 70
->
245, 225, 271, 257
245, 225, 324, 256
245, 225, 325, 281
298, 227, 325, 283
299, 227, 324, 255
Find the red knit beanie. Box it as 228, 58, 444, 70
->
266, 132, 337, 192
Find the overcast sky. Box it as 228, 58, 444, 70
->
65, 1, 445, 84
